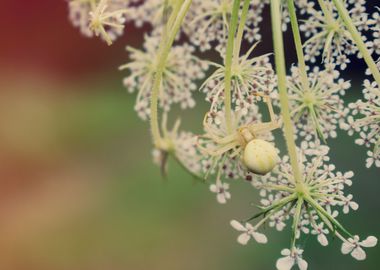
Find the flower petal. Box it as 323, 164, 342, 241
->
318, 234, 329, 247
351, 247, 366, 261
360, 236, 378, 248
230, 220, 246, 232
252, 231, 268, 244
217, 193, 226, 204
209, 184, 218, 193
341, 242, 354, 254
237, 233, 250, 245
276, 256, 294, 270
297, 258, 308, 270
350, 202, 359, 211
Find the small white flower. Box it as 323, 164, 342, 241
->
276, 248, 308, 270
342, 194, 359, 214
311, 223, 329, 246
341, 236, 378, 261
366, 151, 380, 168
230, 220, 268, 245
346, 80, 380, 167
269, 212, 286, 231
210, 182, 231, 204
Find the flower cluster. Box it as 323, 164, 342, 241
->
120, 35, 207, 120
286, 65, 350, 142
200, 43, 276, 112
343, 80, 380, 168
68, 0, 135, 45
67, 0, 379, 269
300, 1, 371, 69
184, 0, 265, 52
231, 145, 377, 268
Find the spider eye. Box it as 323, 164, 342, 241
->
243, 139, 279, 175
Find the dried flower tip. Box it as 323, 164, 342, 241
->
89, 0, 127, 45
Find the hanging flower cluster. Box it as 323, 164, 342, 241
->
67, 0, 379, 269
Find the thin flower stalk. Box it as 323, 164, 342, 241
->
224, 0, 241, 134
270, 0, 303, 188
331, 0, 380, 86
287, 0, 309, 92
150, 0, 192, 148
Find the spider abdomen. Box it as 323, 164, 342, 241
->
243, 139, 279, 175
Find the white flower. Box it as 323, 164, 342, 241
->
210, 181, 231, 204
269, 212, 286, 231
276, 248, 308, 270
366, 151, 380, 168
230, 220, 268, 245
342, 194, 359, 214
311, 223, 329, 246
341, 236, 378, 261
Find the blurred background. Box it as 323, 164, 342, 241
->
0, 1, 378, 269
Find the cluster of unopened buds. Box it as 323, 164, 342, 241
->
67, 0, 379, 269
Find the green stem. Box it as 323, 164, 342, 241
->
224, 0, 241, 134
287, 0, 309, 92
270, 0, 303, 186
233, 0, 251, 62
150, 0, 191, 147
332, 0, 380, 87
317, 0, 335, 25
305, 194, 352, 238
245, 193, 297, 222
290, 197, 304, 250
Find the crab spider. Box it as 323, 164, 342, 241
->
199, 94, 281, 176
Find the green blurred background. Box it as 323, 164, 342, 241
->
0, 1, 378, 269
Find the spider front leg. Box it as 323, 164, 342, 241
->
197, 140, 241, 157
250, 93, 281, 134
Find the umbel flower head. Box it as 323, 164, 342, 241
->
286, 65, 350, 142
68, 0, 132, 45
231, 144, 377, 269
184, 0, 265, 52
200, 43, 276, 113
120, 35, 208, 120
343, 79, 380, 168
300, 0, 370, 68
152, 113, 203, 179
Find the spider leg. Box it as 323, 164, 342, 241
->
198, 141, 240, 157
203, 131, 239, 145
230, 146, 243, 158
247, 122, 280, 135
252, 93, 281, 129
